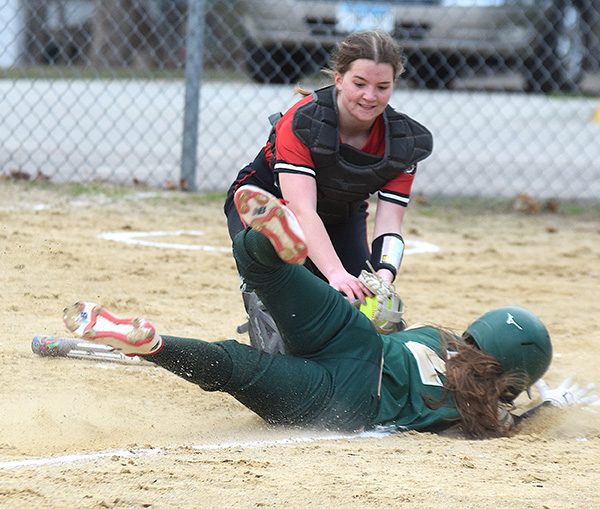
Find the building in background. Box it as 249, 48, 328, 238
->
0, 0, 25, 67
0, 0, 185, 69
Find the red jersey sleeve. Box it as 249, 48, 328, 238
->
379, 165, 417, 207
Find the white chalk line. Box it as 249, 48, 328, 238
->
191, 428, 390, 451
98, 230, 441, 255
0, 448, 162, 470
0, 430, 390, 471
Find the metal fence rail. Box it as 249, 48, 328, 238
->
1, 0, 599, 200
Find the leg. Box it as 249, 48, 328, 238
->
232, 186, 379, 357
151, 335, 376, 431
226, 196, 283, 353
240, 291, 286, 355
325, 206, 370, 277
152, 336, 334, 426
233, 224, 372, 357
232, 184, 308, 354
61, 305, 376, 430
226, 179, 288, 352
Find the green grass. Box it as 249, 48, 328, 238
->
0, 66, 183, 81
61, 182, 136, 199
0, 177, 228, 205
410, 194, 600, 220
0, 65, 246, 82
3, 177, 599, 219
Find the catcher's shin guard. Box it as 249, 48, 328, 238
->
241, 291, 286, 355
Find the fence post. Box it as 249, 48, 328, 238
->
180, 0, 207, 191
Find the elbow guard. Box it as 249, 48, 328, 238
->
370, 233, 405, 281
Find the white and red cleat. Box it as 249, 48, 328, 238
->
234, 185, 308, 265
62, 302, 163, 356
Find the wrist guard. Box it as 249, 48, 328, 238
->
370, 233, 405, 281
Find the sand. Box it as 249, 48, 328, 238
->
1, 181, 599, 508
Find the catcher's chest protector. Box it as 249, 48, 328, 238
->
290, 86, 433, 223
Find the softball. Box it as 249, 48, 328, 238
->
359, 296, 378, 320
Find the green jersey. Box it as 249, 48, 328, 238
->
374, 326, 461, 431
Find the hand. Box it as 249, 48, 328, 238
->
535, 377, 599, 408
328, 270, 369, 302
375, 268, 395, 285
358, 267, 397, 298
358, 268, 405, 333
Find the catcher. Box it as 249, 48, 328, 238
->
63, 187, 597, 437
223, 31, 429, 352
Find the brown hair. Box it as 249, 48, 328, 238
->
326, 30, 404, 80
296, 30, 404, 96
433, 329, 524, 439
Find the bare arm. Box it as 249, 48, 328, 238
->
279, 173, 369, 301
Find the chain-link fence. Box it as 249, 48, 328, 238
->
1, 0, 599, 199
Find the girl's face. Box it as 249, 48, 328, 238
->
335, 59, 395, 126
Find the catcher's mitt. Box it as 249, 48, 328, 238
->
358, 266, 405, 334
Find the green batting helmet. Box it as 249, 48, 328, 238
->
466, 306, 552, 398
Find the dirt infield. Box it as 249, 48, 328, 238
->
1, 181, 599, 508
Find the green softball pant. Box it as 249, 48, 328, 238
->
149, 228, 383, 431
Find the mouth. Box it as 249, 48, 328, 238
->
357, 103, 379, 115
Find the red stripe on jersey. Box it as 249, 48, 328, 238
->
381, 171, 416, 203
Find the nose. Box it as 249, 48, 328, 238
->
362, 86, 377, 102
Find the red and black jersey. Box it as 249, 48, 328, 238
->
229, 86, 432, 225
264, 92, 414, 203
263, 86, 432, 223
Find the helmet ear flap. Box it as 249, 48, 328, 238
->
466, 306, 552, 398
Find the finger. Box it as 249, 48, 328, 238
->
535, 379, 549, 394
355, 289, 369, 302
357, 280, 373, 297
580, 395, 599, 406
348, 280, 369, 301
557, 377, 574, 392
338, 284, 361, 302
574, 384, 596, 400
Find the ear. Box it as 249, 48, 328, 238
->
334, 72, 343, 91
